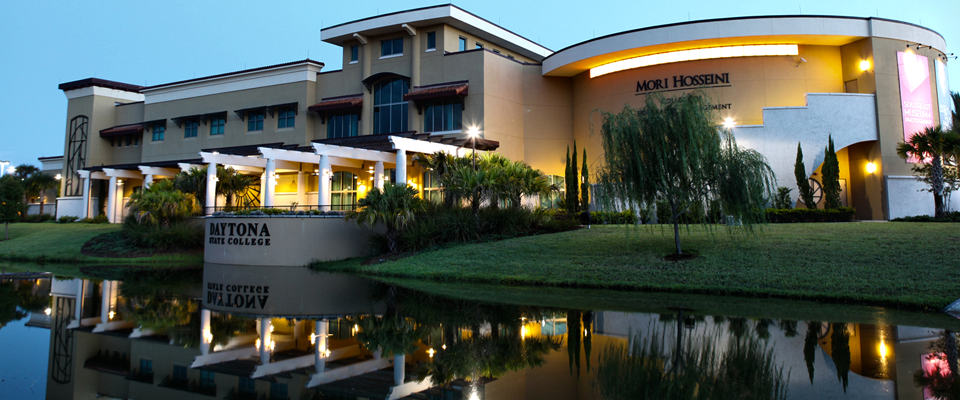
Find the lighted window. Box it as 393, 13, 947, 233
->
458, 36, 467, 51
423, 170, 443, 203
423, 99, 462, 133
247, 111, 264, 131
327, 113, 359, 138
331, 171, 357, 211
151, 124, 164, 141
381, 37, 403, 57
426, 32, 436, 50
210, 117, 225, 135
540, 175, 565, 208
350, 45, 359, 62
373, 78, 409, 134
184, 120, 198, 138
277, 107, 296, 129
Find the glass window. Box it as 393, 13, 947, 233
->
133, 134, 139, 146
140, 359, 153, 374
200, 370, 215, 388
331, 171, 357, 211
423, 99, 462, 133
507, 55, 515, 60
423, 170, 442, 203
327, 113, 359, 139
173, 365, 187, 382
476, 42, 483, 50
210, 117, 225, 135
184, 120, 198, 138
350, 45, 359, 62
381, 37, 403, 57
239, 377, 255, 394
493, 49, 500, 54
426, 32, 436, 50
247, 111, 264, 131
151, 124, 164, 141
278, 107, 295, 129
540, 175, 565, 208
372, 78, 409, 135
270, 382, 288, 400
458, 37, 467, 51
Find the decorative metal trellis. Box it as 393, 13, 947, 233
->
51, 296, 75, 384
64, 116, 89, 197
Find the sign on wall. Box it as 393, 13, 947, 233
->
935, 59, 953, 130
896, 51, 934, 162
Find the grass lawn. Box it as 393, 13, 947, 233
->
313, 222, 960, 311
0, 222, 203, 265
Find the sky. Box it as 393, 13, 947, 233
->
1, 0, 958, 171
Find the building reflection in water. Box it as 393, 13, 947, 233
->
0, 265, 950, 399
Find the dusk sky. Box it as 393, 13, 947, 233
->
1, 0, 957, 171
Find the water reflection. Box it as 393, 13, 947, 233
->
1, 265, 960, 399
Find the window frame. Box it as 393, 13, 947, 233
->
277, 107, 295, 129
172, 365, 188, 382
426, 32, 436, 51
239, 377, 255, 394
247, 111, 265, 132
476, 42, 483, 50
372, 78, 409, 135
380, 37, 403, 58
423, 170, 443, 203
326, 112, 359, 139
422, 98, 463, 134
270, 382, 288, 400
331, 171, 358, 211
140, 359, 153, 374
151, 123, 165, 141
350, 45, 359, 63
458, 36, 467, 52
199, 370, 215, 388
184, 120, 199, 138
210, 117, 225, 136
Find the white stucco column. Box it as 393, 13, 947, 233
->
259, 318, 272, 364
259, 173, 266, 206
395, 149, 407, 185
318, 155, 331, 211
394, 354, 405, 385
374, 161, 384, 191
144, 174, 153, 189
297, 171, 306, 209
80, 174, 91, 219
264, 159, 276, 208
205, 162, 217, 215
200, 308, 211, 355
314, 319, 328, 373
72, 279, 85, 325
100, 280, 113, 324
107, 176, 117, 223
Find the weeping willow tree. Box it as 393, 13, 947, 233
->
593, 92, 776, 255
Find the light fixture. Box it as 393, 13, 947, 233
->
117, 179, 124, 186
44, 308, 52, 316
256, 338, 261, 349
722, 118, 736, 129
55, 174, 62, 180
591, 44, 799, 78
859, 60, 871, 71
428, 348, 435, 358
866, 162, 877, 174
466, 126, 480, 138
269, 325, 275, 333
108, 311, 116, 320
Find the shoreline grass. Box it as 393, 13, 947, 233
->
311, 222, 960, 311
0, 223, 203, 265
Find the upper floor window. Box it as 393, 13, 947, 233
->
327, 113, 358, 139
458, 37, 467, 51
493, 49, 501, 54
507, 55, 515, 60
247, 111, 264, 131
151, 124, 165, 141
381, 38, 403, 57
184, 120, 199, 138
199, 370, 215, 389
476, 42, 483, 50
373, 78, 409, 134
277, 107, 295, 129
210, 117, 225, 135
426, 32, 436, 50
423, 99, 462, 133
350, 45, 359, 63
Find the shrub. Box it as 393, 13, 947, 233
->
587, 210, 638, 225
764, 207, 856, 223
79, 214, 109, 224
773, 187, 793, 209
122, 216, 204, 249
57, 215, 80, 223
892, 212, 960, 222
127, 179, 200, 225
23, 214, 55, 223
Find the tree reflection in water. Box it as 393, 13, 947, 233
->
803, 321, 820, 384
830, 323, 851, 392
594, 320, 788, 400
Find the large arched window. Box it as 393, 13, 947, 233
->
331, 171, 358, 211
373, 78, 409, 134
540, 175, 565, 209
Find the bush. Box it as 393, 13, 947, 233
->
23, 214, 55, 223
773, 187, 793, 209
79, 214, 109, 224
122, 216, 204, 249
764, 207, 856, 223
57, 215, 80, 223
892, 212, 960, 222
586, 210, 638, 225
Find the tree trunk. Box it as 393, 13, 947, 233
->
39, 196, 45, 217
387, 229, 399, 253
4, 222, 7, 241
933, 155, 945, 219
946, 330, 958, 377
670, 200, 682, 255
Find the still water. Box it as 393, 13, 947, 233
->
1, 264, 959, 400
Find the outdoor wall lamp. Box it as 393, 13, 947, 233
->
117, 180, 124, 186
859, 60, 871, 71
722, 117, 736, 128
866, 162, 877, 174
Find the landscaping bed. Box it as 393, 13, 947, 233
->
0, 223, 202, 264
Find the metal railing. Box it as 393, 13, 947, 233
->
204, 204, 357, 215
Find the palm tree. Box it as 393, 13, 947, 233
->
127, 179, 201, 226
346, 183, 425, 253
896, 125, 960, 218
216, 167, 258, 209
11, 164, 38, 180
25, 173, 58, 216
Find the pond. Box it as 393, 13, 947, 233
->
1, 264, 959, 400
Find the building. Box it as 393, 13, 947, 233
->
54, 5, 952, 221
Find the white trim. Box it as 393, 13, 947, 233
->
389, 135, 468, 157
379, 53, 404, 60
425, 48, 436, 52
138, 166, 180, 177
141, 62, 323, 104
427, 129, 463, 136
63, 86, 145, 102
103, 168, 144, 179
312, 143, 396, 164
349, 60, 359, 64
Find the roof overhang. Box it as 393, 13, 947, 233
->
99, 124, 144, 138
321, 4, 552, 61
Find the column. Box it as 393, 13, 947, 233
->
200, 309, 211, 355
394, 354, 405, 385
395, 149, 407, 185
318, 155, 331, 211
297, 171, 306, 209
409, 31, 421, 135
314, 319, 328, 373
374, 161, 384, 191
259, 318, 272, 364
73, 279, 85, 324
100, 280, 112, 324
259, 173, 266, 207
264, 159, 276, 208
144, 174, 154, 189
205, 162, 217, 215
80, 175, 91, 219
107, 176, 117, 223
361, 42, 373, 136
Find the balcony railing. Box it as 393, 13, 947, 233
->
125, 368, 154, 384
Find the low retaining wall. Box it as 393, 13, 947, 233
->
203, 216, 383, 266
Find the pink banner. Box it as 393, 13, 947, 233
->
897, 52, 934, 163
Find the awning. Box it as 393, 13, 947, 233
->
308, 95, 363, 123
99, 124, 144, 138
233, 106, 267, 121
171, 115, 202, 128
403, 81, 468, 114
201, 142, 305, 157
266, 102, 298, 117
313, 131, 499, 153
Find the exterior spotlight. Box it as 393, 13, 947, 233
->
44, 308, 52, 316
428, 348, 435, 358
466, 126, 480, 138
117, 180, 124, 186
722, 118, 736, 129
55, 174, 62, 180
866, 162, 877, 174
859, 60, 871, 71
466, 127, 481, 169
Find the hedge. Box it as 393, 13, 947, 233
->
764, 207, 856, 223
891, 212, 960, 222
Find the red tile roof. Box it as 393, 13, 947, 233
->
308, 94, 363, 113
99, 124, 144, 138
403, 81, 469, 101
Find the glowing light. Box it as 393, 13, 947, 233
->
521, 326, 527, 339
269, 325, 275, 333
879, 341, 888, 359
270, 340, 276, 351
466, 126, 480, 138
584, 329, 588, 336
256, 338, 261, 349
590, 43, 800, 78
54, 174, 62, 180
866, 162, 877, 174
428, 348, 435, 358
44, 308, 52, 316
108, 311, 116, 320
722, 118, 737, 129
860, 59, 871, 71
442, 344, 447, 350
203, 330, 214, 343
117, 180, 124, 186
310, 333, 316, 345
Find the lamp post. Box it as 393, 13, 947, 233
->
466, 127, 480, 170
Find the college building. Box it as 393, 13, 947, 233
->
53, 4, 953, 221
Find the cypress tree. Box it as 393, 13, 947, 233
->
794, 143, 815, 209
822, 135, 842, 209
571, 141, 580, 213
581, 148, 590, 213
565, 146, 573, 213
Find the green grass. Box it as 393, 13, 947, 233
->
312, 222, 960, 311
0, 222, 203, 265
